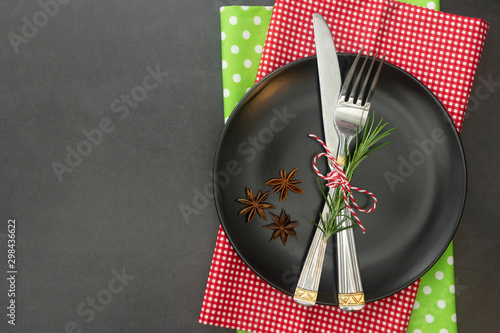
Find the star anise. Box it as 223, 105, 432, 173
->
265, 168, 304, 202
263, 210, 300, 246
236, 187, 275, 222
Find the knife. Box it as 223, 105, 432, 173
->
293, 12, 341, 307
293, 13, 365, 310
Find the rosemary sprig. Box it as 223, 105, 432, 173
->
310, 178, 358, 238
312, 116, 395, 241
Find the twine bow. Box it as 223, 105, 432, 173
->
309, 133, 377, 233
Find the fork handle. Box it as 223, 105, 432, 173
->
336, 209, 365, 311
336, 150, 365, 311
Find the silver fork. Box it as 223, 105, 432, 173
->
334, 49, 385, 311
293, 49, 384, 309
335, 49, 384, 164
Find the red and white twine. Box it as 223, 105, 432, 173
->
309, 133, 377, 233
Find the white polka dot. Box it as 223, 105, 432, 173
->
241, 6, 249, 10
440, 329, 448, 333
223, 89, 230, 97
452, 313, 457, 322
219, 7, 224, 12
246, 87, 251, 92
435, 271, 444, 280
447, 256, 454, 265
449, 285, 455, 294
413, 330, 422, 333
233, 74, 241, 83
425, 314, 434, 323
437, 300, 446, 309
413, 300, 420, 309
243, 30, 250, 39
423, 286, 432, 294
255, 45, 263, 53
244, 59, 252, 68
221, 31, 226, 41
224, 117, 229, 123
427, 1, 436, 9
254, 16, 262, 25
265, 6, 273, 10
231, 45, 239, 54
229, 16, 238, 25
222, 60, 227, 69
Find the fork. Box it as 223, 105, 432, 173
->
293, 49, 384, 309
334, 49, 385, 311
335, 49, 384, 166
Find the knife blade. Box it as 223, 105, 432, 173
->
314, 13, 341, 153
293, 13, 342, 307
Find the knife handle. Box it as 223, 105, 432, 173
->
336, 210, 365, 311
293, 226, 327, 306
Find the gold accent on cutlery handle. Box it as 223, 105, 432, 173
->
294, 287, 318, 305
337, 155, 346, 166
338, 292, 365, 311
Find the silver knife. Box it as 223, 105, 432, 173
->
293, 13, 341, 306
293, 13, 365, 310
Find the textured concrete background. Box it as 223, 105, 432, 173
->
0, 0, 498, 332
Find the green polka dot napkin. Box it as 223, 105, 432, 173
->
221, 6, 273, 121
218, 3, 460, 333
398, 0, 439, 10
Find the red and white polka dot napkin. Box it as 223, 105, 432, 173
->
201, 230, 420, 332
200, 1, 488, 332
256, 0, 488, 133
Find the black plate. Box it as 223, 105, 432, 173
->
213, 54, 466, 305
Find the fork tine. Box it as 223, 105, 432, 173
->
349, 50, 371, 103
359, 51, 378, 104
340, 48, 363, 100
363, 54, 385, 107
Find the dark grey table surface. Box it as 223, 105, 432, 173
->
0, 1, 498, 332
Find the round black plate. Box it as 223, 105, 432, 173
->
213, 54, 466, 305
